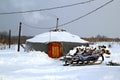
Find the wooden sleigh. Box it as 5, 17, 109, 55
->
61, 46, 111, 66
62, 54, 104, 66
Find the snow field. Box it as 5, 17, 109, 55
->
0, 42, 120, 80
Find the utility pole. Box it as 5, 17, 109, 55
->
17, 22, 22, 52
8, 29, 11, 48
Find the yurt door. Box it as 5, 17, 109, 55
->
48, 42, 62, 58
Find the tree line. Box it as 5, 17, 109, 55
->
0, 31, 120, 44
0, 31, 32, 44
82, 35, 120, 42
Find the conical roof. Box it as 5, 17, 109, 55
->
27, 31, 88, 43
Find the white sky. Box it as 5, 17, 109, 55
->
0, 0, 120, 38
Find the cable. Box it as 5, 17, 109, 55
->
58, 0, 114, 28
23, 23, 53, 29
0, 0, 94, 15
21, 0, 113, 30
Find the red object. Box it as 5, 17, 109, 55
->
48, 42, 62, 58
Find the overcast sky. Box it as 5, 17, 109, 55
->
0, 0, 120, 38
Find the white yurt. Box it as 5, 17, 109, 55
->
25, 29, 88, 58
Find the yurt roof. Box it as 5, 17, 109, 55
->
26, 31, 88, 43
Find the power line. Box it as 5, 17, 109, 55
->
21, 0, 113, 30
23, 23, 53, 30
0, 0, 94, 15
58, 0, 114, 28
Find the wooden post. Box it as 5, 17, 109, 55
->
17, 22, 22, 52
8, 29, 11, 48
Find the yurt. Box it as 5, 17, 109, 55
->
25, 30, 89, 58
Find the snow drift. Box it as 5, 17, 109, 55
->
0, 51, 54, 66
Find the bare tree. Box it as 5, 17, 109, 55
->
0, 31, 8, 39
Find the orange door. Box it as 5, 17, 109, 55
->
48, 42, 62, 58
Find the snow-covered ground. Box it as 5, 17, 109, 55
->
0, 42, 120, 80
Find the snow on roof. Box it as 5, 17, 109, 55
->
27, 31, 88, 43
